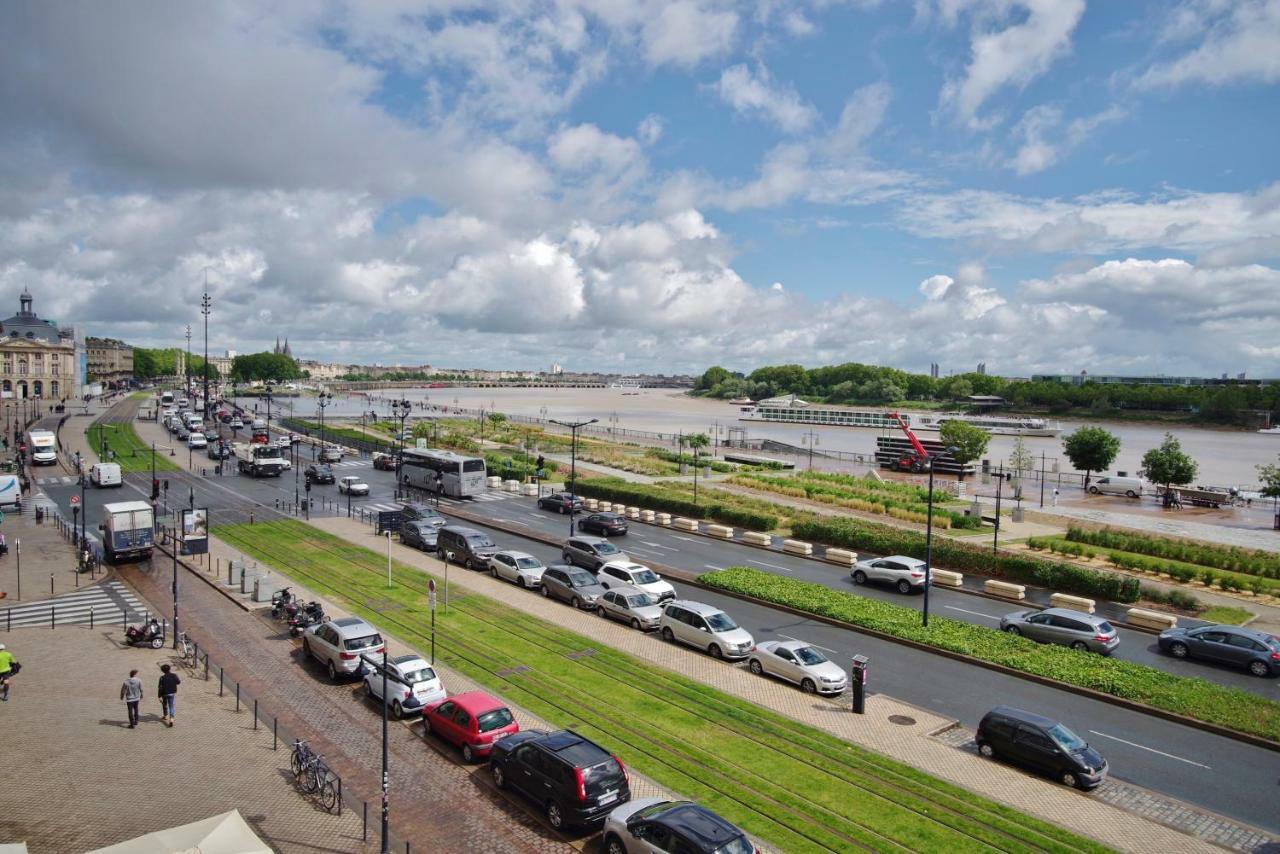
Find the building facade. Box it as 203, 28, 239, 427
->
0, 289, 77, 400
85, 337, 135, 386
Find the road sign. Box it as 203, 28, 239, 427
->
69, 495, 80, 506
428, 578, 437, 608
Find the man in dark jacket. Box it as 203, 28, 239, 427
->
158, 663, 181, 727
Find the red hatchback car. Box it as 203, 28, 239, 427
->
422, 691, 519, 762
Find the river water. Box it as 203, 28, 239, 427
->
301, 386, 1277, 488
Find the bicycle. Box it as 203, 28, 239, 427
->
177, 632, 196, 663
290, 739, 313, 778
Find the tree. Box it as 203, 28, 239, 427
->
1140, 433, 1198, 493
939, 420, 990, 475
946, 378, 974, 400
687, 433, 710, 503
695, 366, 733, 393
1258, 456, 1280, 529
1061, 426, 1120, 490
1008, 435, 1034, 479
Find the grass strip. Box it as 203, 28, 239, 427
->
699, 567, 1280, 744
87, 422, 180, 472
216, 519, 1110, 854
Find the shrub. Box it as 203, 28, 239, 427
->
1065, 527, 1280, 579
572, 479, 779, 531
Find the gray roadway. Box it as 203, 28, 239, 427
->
42, 439, 1280, 836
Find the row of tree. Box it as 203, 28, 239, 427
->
694, 363, 1280, 423
132, 347, 220, 381
228, 352, 304, 382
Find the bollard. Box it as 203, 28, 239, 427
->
75, 570, 79, 588
363, 801, 367, 841
235, 682, 240, 712
253, 699, 258, 729
50, 574, 54, 595
273, 717, 278, 750
89, 607, 94, 629
51, 604, 55, 628
219, 666, 224, 697
204, 653, 209, 681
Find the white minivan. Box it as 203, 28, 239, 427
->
90, 462, 123, 487
1088, 476, 1143, 498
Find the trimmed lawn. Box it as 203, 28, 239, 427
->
217, 520, 1109, 854
1200, 606, 1255, 626
87, 422, 180, 472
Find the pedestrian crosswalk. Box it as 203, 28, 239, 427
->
358, 491, 514, 514
1, 580, 147, 628
35, 475, 79, 486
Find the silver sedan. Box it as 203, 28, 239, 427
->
748, 640, 848, 694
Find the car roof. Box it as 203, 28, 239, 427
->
1041, 607, 1109, 624
497, 550, 535, 560
391, 654, 429, 667
607, 584, 646, 597
330, 617, 378, 637
651, 802, 745, 849
667, 600, 722, 617
985, 705, 1059, 729
570, 535, 610, 544
535, 730, 611, 766
449, 690, 508, 715
882, 555, 925, 565
442, 525, 482, 535
770, 639, 810, 653
602, 561, 647, 572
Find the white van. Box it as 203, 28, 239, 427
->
27, 429, 58, 466
1088, 476, 1143, 498
90, 462, 123, 487
0, 473, 21, 507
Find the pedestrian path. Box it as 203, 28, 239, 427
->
1, 579, 146, 628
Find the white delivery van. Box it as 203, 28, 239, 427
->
27, 429, 58, 466
0, 473, 21, 507
90, 462, 123, 487
1088, 476, 1143, 498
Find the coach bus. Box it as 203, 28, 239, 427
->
400, 448, 487, 498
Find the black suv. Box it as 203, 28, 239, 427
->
305, 464, 336, 484
490, 729, 630, 830
577, 512, 628, 537
976, 706, 1107, 789
537, 492, 583, 514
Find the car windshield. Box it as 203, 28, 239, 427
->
794, 646, 827, 665
476, 707, 514, 732
632, 569, 659, 584
706, 612, 738, 632
595, 542, 621, 555
515, 557, 543, 569
626, 593, 656, 608
401, 666, 436, 684
1047, 723, 1087, 752
344, 633, 382, 651
466, 535, 495, 548
570, 573, 597, 588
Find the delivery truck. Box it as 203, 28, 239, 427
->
100, 500, 155, 563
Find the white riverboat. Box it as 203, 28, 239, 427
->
1259, 425, 1280, 435
737, 396, 907, 429
912, 413, 1062, 437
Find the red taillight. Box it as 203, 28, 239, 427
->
1271, 652, 1280, 661
340, 652, 357, 660
1095, 635, 1110, 643
573, 767, 587, 802
613, 753, 628, 786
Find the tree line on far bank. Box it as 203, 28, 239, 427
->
133, 347, 303, 383
694, 363, 1279, 425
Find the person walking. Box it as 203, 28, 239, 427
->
120, 669, 144, 728
157, 663, 180, 727
1051, 487, 1059, 507
0, 643, 18, 701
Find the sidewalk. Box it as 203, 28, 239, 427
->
0, 493, 86, 604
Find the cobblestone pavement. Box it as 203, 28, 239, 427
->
0, 498, 91, 605
0, 622, 371, 853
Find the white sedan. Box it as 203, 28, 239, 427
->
748, 640, 849, 695
187, 433, 208, 449
338, 476, 370, 496
363, 654, 446, 719
596, 561, 676, 602
487, 550, 546, 588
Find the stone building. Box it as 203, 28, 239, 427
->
85, 336, 135, 387
0, 289, 77, 400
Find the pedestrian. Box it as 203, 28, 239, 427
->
0, 643, 18, 701
120, 669, 143, 728
158, 663, 180, 727
1051, 488, 1059, 507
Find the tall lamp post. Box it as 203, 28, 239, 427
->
922, 445, 960, 628
549, 418, 597, 536
317, 392, 332, 460
184, 324, 192, 401
264, 383, 274, 436
200, 286, 212, 421
392, 398, 411, 500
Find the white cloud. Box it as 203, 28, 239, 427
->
714, 64, 819, 132
1137, 0, 1280, 89
1011, 104, 1125, 175
637, 114, 665, 145
826, 82, 893, 158
548, 125, 645, 176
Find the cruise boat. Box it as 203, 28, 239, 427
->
1259, 425, 1280, 435
912, 413, 1062, 437
609, 377, 643, 391
737, 396, 1061, 436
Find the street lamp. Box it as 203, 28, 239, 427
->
201, 286, 212, 422
549, 418, 597, 535
392, 398, 411, 500
264, 383, 274, 436
317, 391, 332, 458
922, 445, 959, 628
184, 324, 192, 400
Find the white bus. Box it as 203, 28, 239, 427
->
159, 391, 175, 406
400, 448, 487, 498
28, 429, 58, 466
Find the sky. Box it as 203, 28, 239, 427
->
1, 0, 1278, 377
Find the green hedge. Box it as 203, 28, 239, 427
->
793, 517, 1140, 603
701, 567, 1280, 743
573, 478, 779, 531
484, 452, 559, 481
738, 472, 981, 530
1065, 527, 1280, 578
646, 448, 736, 473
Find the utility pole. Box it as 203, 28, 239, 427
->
550, 418, 597, 536
184, 324, 192, 401
993, 464, 1003, 554
1039, 452, 1046, 508
201, 283, 212, 422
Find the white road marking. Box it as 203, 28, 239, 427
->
1087, 731, 1211, 769
627, 548, 656, 559
642, 541, 678, 551
748, 559, 793, 572
674, 536, 697, 542
944, 606, 1001, 621
703, 564, 725, 571
777, 634, 840, 655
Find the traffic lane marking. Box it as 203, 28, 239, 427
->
1087, 731, 1212, 769
703, 564, 724, 571
674, 535, 697, 542
748, 559, 793, 572
641, 541, 679, 551
944, 606, 1002, 621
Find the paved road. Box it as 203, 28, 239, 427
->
45, 415, 1280, 836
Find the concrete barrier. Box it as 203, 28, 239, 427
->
984, 579, 1026, 600
1127, 607, 1177, 630
612, 503, 628, 514
503, 479, 521, 493
487, 476, 503, 488
626, 506, 641, 520
930, 568, 964, 587
707, 524, 734, 539
824, 547, 858, 567
742, 531, 773, 546
584, 498, 599, 511
673, 517, 700, 532
656, 513, 671, 526
519, 483, 539, 496
639, 509, 655, 523
782, 539, 813, 556
1050, 592, 1096, 614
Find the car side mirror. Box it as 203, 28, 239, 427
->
98, 524, 104, 531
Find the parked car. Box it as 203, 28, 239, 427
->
301, 617, 385, 681
319, 446, 343, 463
400, 521, 440, 552
305, 464, 336, 485
422, 691, 519, 762
1000, 607, 1119, 655
562, 536, 629, 571
976, 706, 1107, 789
540, 565, 607, 609
1087, 476, 1143, 498
338, 476, 370, 496
603, 798, 757, 854
748, 640, 848, 695
597, 562, 676, 602
597, 586, 663, 631
363, 654, 446, 719
275, 435, 292, 449
399, 502, 446, 528
488, 550, 546, 588
206, 443, 231, 460
491, 729, 631, 830
437, 525, 499, 570
659, 601, 754, 660
373, 452, 397, 471
851, 554, 927, 594
1157, 624, 1280, 677
577, 512, 629, 537
187, 433, 207, 449
537, 492, 582, 514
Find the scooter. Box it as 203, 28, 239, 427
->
270, 587, 295, 619
288, 606, 325, 638
124, 617, 166, 649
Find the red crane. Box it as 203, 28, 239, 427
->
888, 412, 931, 473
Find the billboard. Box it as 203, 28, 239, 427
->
180, 507, 209, 555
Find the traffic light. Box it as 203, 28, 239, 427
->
151, 479, 160, 501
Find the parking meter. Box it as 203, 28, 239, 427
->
851, 655, 869, 714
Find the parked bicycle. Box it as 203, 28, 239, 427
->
177, 632, 196, 662
292, 742, 339, 811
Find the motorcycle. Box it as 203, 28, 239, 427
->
124, 617, 166, 649
287, 602, 326, 638
270, 587, 295, 619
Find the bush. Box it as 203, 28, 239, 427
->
790, 516, 1140, 602
1065, 527, 1280, 579
572, 479, 779, 531
701, 567, 1280, 743
1138, 584, 1200, 611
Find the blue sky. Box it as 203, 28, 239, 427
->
0, 1, 1277, 376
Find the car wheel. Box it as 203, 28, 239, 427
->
605, 834, 627, 854
464, 558, 474, 571
421, 717, 432, 736
1070, 641, 1089, 652
630, 618, 642, 630
437, 549, 446, 562
462, 743, 475, 763
540, 585, 550, 598
1126, 490, 1138, 498
1249, 660, 1271, 678
709, 643, 723, 659
1168, 642, 1189, 659
1003, 625, 1021, 636
749, 659, 763, 675
597, 605, 607, 618
392, 700, 403, 721
562, 553, 572, 565
1088, 486, 1100, 494
490, 566, 498, 578
852, 570, 867, 585
800, 678, 817, 694
302, 639, 311, 658
493, 764, 507, 789
572, 597, 583, 610
517, 577, 527, 589
327, 661, 338, 681
150, 636, 164, 649
559, 505, 566, 514
1060, 771, 1080, 789
661, 627, 675, 642
897, 580, 912, 594
978, 741, 996, 759
546, 801, 564, 830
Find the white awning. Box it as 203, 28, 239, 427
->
87, 810, 271, 854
